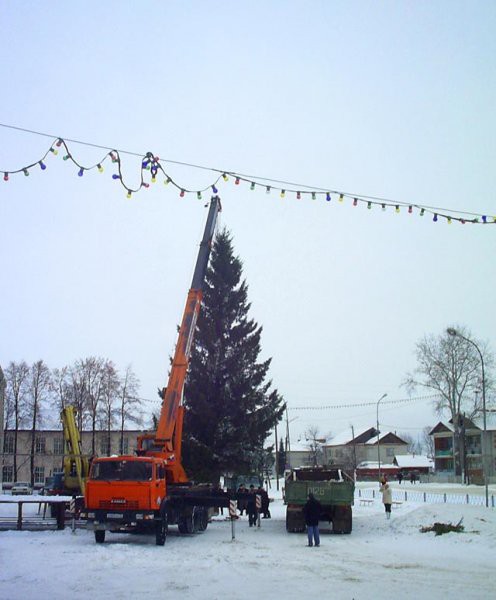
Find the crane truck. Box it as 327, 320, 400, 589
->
84, 197, 226, 544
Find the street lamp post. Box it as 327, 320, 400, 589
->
447, 328, 488, 507
376, 393, 388, 480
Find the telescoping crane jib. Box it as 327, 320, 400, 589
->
84, 196, 225, 544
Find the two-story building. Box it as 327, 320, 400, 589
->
323, 426, 409, 468
1, 428, 143, 490
430, 414, 496, 483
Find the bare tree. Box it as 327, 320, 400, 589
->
405, 325, 494, 475
79, 357, 106, 457
26, 360, 52, 485
421, 426, 435, 459
303, 426, 326, 466
51, 366, 72, 413
4, 361, 29, 479
68, 362, 89, 432
98, 360, 120, 456
117, 365, 142, 454
399, 432, 421, 455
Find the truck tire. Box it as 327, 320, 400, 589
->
95, 530, 105, 543
286, 507, 306, 533
178, 512, 194, 534
195, 507, 208, 532
155, 515, 168, 546
332, 505, 352, 534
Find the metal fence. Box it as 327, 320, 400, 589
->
356, 487, 495, 508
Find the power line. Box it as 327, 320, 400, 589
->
0, 122, 493, 224
289, 393, 439, 411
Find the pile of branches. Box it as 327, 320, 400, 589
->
420, 518, 464, 536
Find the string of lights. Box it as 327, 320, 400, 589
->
1, 123, 494, 225
289, 393, 439, 411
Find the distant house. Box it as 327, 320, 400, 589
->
323, 426, 409, 468
430, 414, 496, 483
393, 454, 433, 475
285, 440, 324, 469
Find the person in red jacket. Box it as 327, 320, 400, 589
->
303, 492, 322, 547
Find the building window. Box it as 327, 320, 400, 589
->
386, 448, 394, 457
3, 435, 14, 454
2, 465, 14, 482
35, 436, 46, 454
120, 438, 129, 454
34, 466, 45, 484
53, 437, 64, 455
99, 438, 111, 456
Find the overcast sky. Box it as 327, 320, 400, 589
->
1, 1, 495, 445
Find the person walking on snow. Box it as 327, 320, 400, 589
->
380, 477, 392, 519
303, 492, 322, 547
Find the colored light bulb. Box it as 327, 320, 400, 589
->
312, 192, 316, 201
78, 168, 84, 177
212, 185, 218, 194
338, 193, 344, 202
151, 176, 156, 183
127, 190, 132, 199
235, 177, 240, 185
180, 189, 185, 197
3, 172, 8, 181
50, 147, 58, 155
408, 205, 413, 214
266, 186, 271, 194
381, 204, 386, 211
395, 205, 400, 213
112, 174, 120, 180
250, 182, 255, 190
460, 219, 466, 224
280, 189, 286, 198
63, 154, 71, 161
367, 202, 372, 209
222, 173, 228, 182
56, 139, 63, 147
97, 164, 104, 173
482, 215, 487, 223
433, 213, 438, 222
353, 198, 358, 207
326, 193, 331, 202
39, 161, 46, 170
142, 182, 150, 188
420, 208, 425, 216
142, 159, 150, 169
197, 192, 202, 200
23, 168, 29, 176
296, 191, 301, 200
447, 217, 452, 224
164, 177, 171, 185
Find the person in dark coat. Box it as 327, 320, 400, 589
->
258, 485, 271, 518
303, 492, 322, 547
237, 484, 248, 516
246, 485, 258, 527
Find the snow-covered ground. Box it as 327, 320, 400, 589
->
1, 484, 495, 600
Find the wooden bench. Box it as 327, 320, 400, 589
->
392, 501, 403, 509
359, 498, 374, 506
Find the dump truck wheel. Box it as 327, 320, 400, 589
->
95, 530, 105, 543
332, 506, 352, 534
196, 507, 208, 532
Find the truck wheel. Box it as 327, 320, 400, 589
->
95, 530, 105, 544
178, 514, 194, 534
155, 516, 168, 546
195, 507, 208, 532
332, 506, 352, 534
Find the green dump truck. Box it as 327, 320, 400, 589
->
284, 467, 355, 534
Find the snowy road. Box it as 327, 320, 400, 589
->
1, 493, 495, 600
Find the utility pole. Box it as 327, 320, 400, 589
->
275, 421, 279, 491
351, 425, 357, 475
